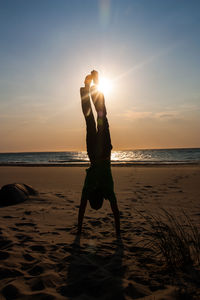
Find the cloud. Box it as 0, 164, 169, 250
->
121, 109, 181, 121
155, 111, 181, 120
122, 110, 153, 119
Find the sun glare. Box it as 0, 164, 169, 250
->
97, 77, 113, 95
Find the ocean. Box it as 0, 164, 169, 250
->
0, 148, 200, 165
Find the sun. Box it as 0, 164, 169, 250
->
96, 77, 113, 95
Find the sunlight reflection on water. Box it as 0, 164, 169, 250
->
0, 149, 200, 165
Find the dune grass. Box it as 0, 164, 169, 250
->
138, 209, 200, 270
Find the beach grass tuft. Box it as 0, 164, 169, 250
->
138, 209, 200, 270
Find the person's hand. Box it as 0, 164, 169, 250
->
91, 70, 98, 85
84, 74, 92, 88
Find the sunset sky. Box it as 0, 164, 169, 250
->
0, 0, 200, 152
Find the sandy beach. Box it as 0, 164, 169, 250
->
0, 165, 200, 299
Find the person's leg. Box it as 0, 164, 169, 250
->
90, 86, 112, 160
80, 87, 97, 163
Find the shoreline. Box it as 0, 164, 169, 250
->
0, 162, 200, 167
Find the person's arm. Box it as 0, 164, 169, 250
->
77, 191, 88, 235
109, 194, 121, 237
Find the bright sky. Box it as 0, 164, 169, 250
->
0, 0, 200, 152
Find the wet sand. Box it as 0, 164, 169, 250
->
0, 165, 200, 299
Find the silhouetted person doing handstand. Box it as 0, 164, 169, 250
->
78, 70, 120, 236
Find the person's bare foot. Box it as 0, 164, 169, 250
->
91, 70, 99, 85
84, 74, 92, 88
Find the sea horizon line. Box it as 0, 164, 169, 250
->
0, 147, 200, 154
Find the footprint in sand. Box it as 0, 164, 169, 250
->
55, 227, 71, 232
9, 226, 24, 232
101, 217, 110, 222
33, 292, 55, 299
2, 284, 21, 299
100, 230, 110, 236
149, 281, 165, 292
28, 265, 44, 276
131, 198, 137, 202
133, 228, 143, 235
23, 253, 35, 261
0, 250, 10, 260
128, 274, 150, 285
16, 234, 34, 243
0, 236, 13, 250
30, 245, 46, 254
50, 244, 60, 252
15, 222, 36, 227
0, 267, 23, 280
30, 277, 45, 291
84, 216, 92, 219
55, 193, 65, 198
52, 232, 60, 235
88, 220, 102, 226
21, 262, 36, 271
129, 246, 152, 253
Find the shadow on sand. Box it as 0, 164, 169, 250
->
59, 235, 125, 299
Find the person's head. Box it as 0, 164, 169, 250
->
88, 188, 104, 210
